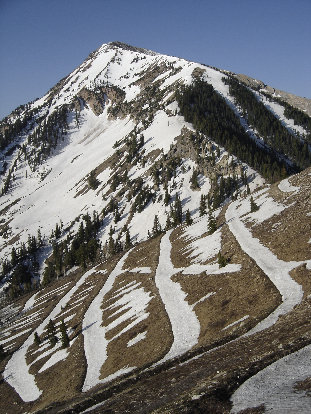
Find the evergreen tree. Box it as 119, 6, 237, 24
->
47, 319, 58, 347
42, 262, 56, 287
217, 251, 228, 268
125, 229, 132, 249
185, 209, 193, 226
37, 228, 43, 247
199, 194, 207, 216
88, 170, 100, 190
172, 194, 182, 226
108, 235, 115, 256
164, 188, 171, 206
208, 210, 217, 235
11, 247, 18, 267
165, 214, 173, 230
34, 331, 41, 346
114, 208, 121, 223
0, 344, 6, 361
152, 215, 162, 237
54, 223, 61, 239
176, 79, 296, 182
60, 320, 70, 348
250, 196, 259, 212
190, 169, 199, 189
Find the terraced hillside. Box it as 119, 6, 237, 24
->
0, 168, 310, 413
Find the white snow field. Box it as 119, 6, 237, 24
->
226, 198, 304, 335
187, 228, 222, 263
230, 344, 311, 413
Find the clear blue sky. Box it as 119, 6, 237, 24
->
0, 0, 310, 119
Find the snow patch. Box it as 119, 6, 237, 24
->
38, 338, 77, 373
82, 250, 145, 392
278, 178, 300, 194
245, 193, 287, 224
127, 331, 147, 347
188, 230, 221, 263
223, 315, 249, 331
3, 266, 98, 402
128, 267, 152, 273
231, 344, 311, 413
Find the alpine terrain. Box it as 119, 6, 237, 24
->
0, 41, 311, 413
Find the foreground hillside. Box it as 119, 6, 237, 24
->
0, 167, 310, 413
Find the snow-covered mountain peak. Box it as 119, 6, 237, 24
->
0, 41, 310, 414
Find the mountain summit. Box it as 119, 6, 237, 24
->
0, 42, 310, 413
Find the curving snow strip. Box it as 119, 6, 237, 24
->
154, 230, 200, 364
82, 250, 132, 392
226, 200, 303, 336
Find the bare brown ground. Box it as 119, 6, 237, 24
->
172, 219, 281, 349
290, 264, 311, 298
251, 168, 311, 262
294, 377, 311, 397
26, 270, 112, 412
0, 262, 122, 414
43, 297, 311, 414
123, 235, 161, 272
99, 237, 173, 380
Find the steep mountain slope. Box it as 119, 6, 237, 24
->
0, 42, 310, 413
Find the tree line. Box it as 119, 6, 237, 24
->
176, 79, 295, 182
223, 76, 311, 170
